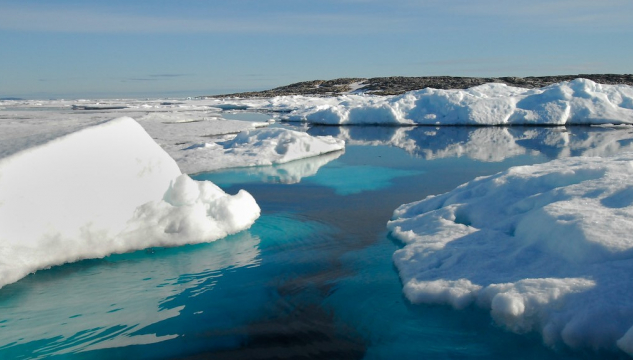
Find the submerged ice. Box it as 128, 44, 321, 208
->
387, 154, 633, 355
0, 117, 260, 289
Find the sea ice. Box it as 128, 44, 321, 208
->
387, 153, 633, 355
0, 117, 260, 289
0, 99, 348, 174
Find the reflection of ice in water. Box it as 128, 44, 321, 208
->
194, 150, 343, 186
0, 232, 260, 358
246, 150, 344, 184
308, 125, 633, 162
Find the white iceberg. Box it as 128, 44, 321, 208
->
231, 79, 633, 125
0, 117, 260, 289
387, 153, 633, 355
170, 127, 345, 174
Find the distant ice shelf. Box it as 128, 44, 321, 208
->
387, 153, 633, 356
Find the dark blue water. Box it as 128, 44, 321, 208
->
1, 126, 632, 359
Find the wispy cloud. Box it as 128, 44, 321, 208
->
148, 74, 190, 78
443, 0, 633, 30
120, 74, 192, 82
4, 1, 628, 36
0, 4, 415, 35
122, 78, 159, 82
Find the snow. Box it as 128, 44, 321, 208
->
387, 153, 633, 355
0, 117, 260, 289
0, 99, 263, 160
215, 79, 633, 125
172, 127, 345, 174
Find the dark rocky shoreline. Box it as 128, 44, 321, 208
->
205, 74, 633, 98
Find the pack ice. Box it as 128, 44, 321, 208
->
0, 117, 260, 289
387, 154, 633, 355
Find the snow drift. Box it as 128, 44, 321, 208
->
387, 154, 633, 355
0, 117, 260, 289
245, 79, 633, 125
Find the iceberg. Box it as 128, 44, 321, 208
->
0, 117, 260, 289
227, 79, 633, 126
387, 153, 633, 355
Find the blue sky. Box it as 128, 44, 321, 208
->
1, 0, 632, 99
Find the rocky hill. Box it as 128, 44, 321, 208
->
205, 74, 633, 98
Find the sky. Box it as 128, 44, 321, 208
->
1, 0, 632, 99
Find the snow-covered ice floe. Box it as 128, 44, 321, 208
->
387, 154, 633, 355
171, 127, 345, 174
225, 79, 633, 125
0, 117, 260, 289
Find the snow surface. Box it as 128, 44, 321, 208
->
387, 154, 633, 355
0, 100, 264, 160
212, 79, 633, 125
1, 99, 347, 174
0, 117, 260, 289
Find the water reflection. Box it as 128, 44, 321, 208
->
0, 233, 260, 358
308, 125, 633, 162
195, 150, 343, 186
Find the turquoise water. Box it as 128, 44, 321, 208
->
1, 126, 632, 359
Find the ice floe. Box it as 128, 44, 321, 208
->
387, 153, 633, 355
195, 150, 344, 186
0, 117, 260, 289
171, 127, 345, 174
